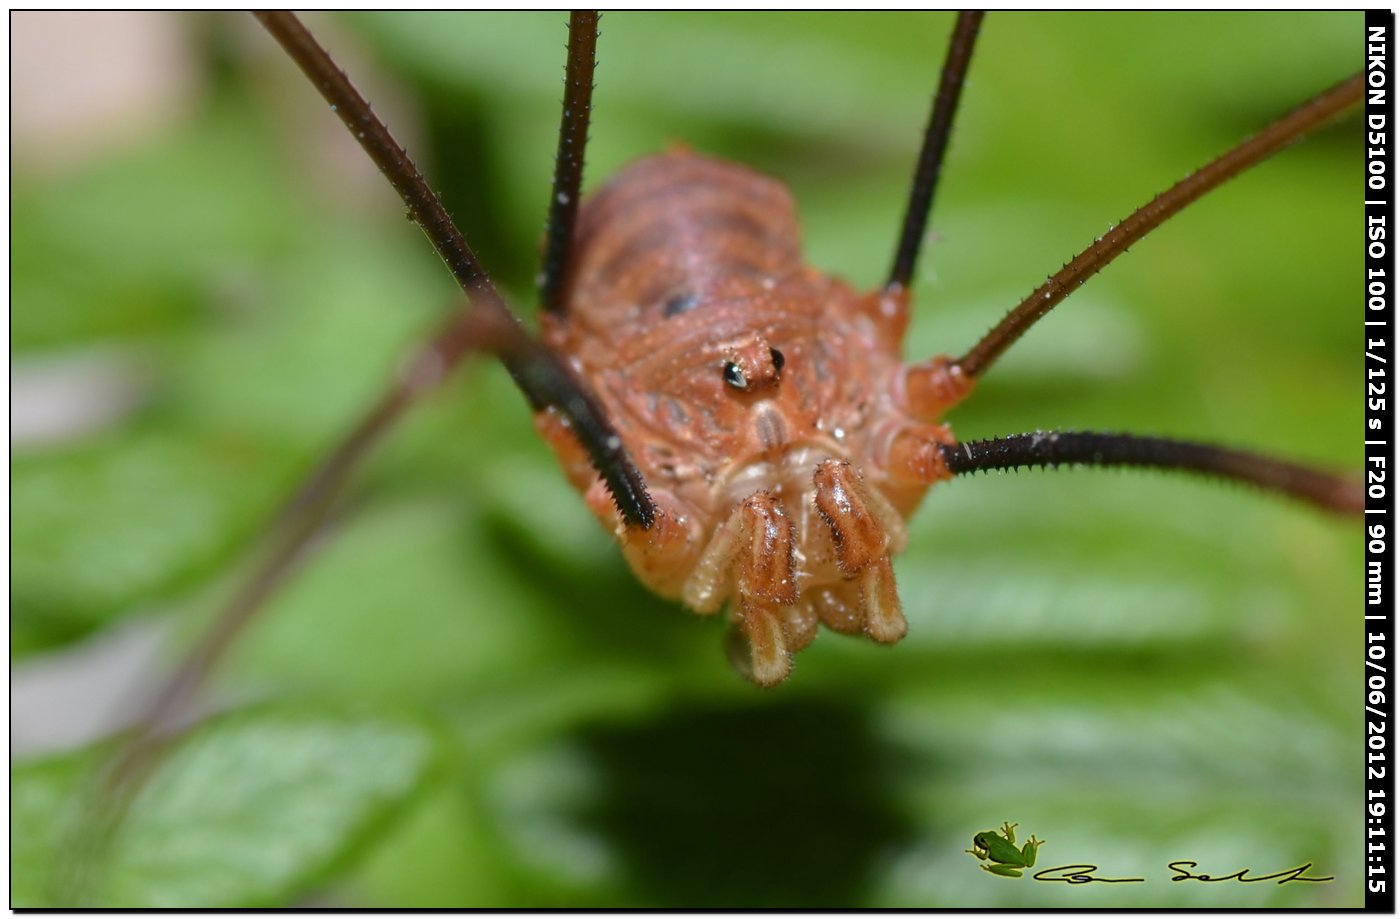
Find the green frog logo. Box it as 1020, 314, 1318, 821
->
966, 822, 1045, 878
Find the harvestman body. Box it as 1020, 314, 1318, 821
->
537, 150, 956, 684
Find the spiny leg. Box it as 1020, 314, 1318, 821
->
915, 71, 1364, 511
940, 432, 1363, 515
867, 11, 988, 422
873, 11, 985, 346
950, 72, 1363, 381
539, 11, 598, 314
255, 12, 652, 529
887, 10, 984, 293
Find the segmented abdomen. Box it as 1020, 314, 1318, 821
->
562, 149, 805, 348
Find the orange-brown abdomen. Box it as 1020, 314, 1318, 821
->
565, 149, 804, 338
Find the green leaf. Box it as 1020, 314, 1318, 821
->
13, 707, 435, 908
11, 430, 293, 655
11, 92, 444, 655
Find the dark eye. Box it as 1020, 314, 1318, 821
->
663, 292, 699, 317
722, 361, 747, 390
769, 347, 785, 375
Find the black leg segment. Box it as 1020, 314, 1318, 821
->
886, 10, 984, 295
540, 10, 600, 315
940, 431, 1361, 515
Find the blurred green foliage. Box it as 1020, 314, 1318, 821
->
12, 11, 1361, 907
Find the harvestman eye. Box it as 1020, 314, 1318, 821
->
664, 292, 700, 316
722, 361, 748, 390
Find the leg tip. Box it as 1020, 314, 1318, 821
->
727, 602, 793, 686
861, 558, 907, 644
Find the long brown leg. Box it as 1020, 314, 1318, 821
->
539, 11, 598, 314
898, 68, 1364, 509
55, 306, 507, 905
870, 11, 985, 347
951, 72, 1363, 381
885, 10, 985, 297
254, 12, 654, 530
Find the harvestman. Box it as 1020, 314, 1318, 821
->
103, 11, 1362, 801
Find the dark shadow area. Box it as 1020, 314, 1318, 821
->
568, 696, 922, 908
